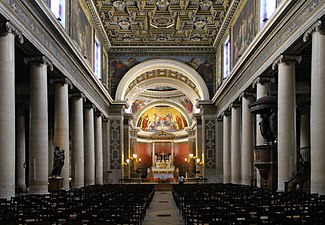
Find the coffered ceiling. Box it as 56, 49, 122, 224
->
94, 0, 230, 47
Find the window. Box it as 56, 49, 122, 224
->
260, 0, 277, 29
94, 36, 101, 80
223, 36, 230, 79
50, 0, 66, 28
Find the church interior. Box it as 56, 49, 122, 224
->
1, 0, 325, 224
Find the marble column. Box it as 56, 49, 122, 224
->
52, 78, 70, 189
84, 104, 95, 186
273, 54, 301, 191
95, 113, 103, 184
16, 108, 26, 192
231, 103, 241, 184
102, 118, 110, 183
304, 21, 325, 194
254, 76, 273, 187
0, 21, 23, 198
240, 93, 254, 186
70, 93, 85, 188
223, 111, 231, 183
25, 56, 53, 194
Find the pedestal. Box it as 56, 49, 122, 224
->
48, 177, 64, 192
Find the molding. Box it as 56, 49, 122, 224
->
303, 20, 323, 42
0, 21, 24, 44
272, 54, 302, 70
24, 55, 53, 71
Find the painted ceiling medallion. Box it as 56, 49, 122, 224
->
190, 35, 202, 42
200, 0, 213, 10
118, 19, 130, 30
150, 16, 174, 29
156, 0, 170, 11
123, 34, 133, 41
194, 19, 207, 29
113, 1, 126, 11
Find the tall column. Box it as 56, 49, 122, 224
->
223, 111, 231, 183
273, 54, 301, 191
152, 142, 155, 166
70, 93, 85, 188
240, 93, 254, 186
52, 78, 71, 190
84, 104, 95, 186
0, 22, 23, 198
231, 103, 241, 184
25, 56, 53, 194
95, 113, 103, 184
304, 21, 325, 194
254, 76, 274, 187
216, 118, 223, 183
16, 107, 26, 192
102, 118, 110, 183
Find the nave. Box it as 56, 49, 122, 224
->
1, 183, 325, 224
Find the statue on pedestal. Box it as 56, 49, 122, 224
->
50, 146, 65, 178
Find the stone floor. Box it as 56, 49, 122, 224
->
143, 191, 184, 225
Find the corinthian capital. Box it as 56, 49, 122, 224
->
303, 20, 323, 42
272, 55, 302, 70
0, 21, 24, 44
24, 55, 53, 71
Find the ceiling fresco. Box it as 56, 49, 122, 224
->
95, 0, 226, 46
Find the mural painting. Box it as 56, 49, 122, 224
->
131, 99, 148, 114
179, 97, 193, 114
102, 51, 108, 88
137, 106, 188, 132
232, 0, 255, 65
71, 0, 93, 63
109, 55, 215, 96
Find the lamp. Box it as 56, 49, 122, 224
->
125, 158, 130, 164
189, 153, 194, 158
132, 154, 137, 159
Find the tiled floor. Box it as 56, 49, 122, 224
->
143, 191, 184, 225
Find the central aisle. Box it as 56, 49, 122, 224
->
143, 190, 184, 225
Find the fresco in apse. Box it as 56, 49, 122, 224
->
137, 106, 188, 132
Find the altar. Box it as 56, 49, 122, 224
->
150, 151, 175, 179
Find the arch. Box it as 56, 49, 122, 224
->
115, 58, 210, 106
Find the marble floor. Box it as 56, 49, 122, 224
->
143, 191, 184, 225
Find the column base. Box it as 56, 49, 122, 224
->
48, 177, 64, 192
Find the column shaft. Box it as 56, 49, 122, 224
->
231, 106, 241, 184
310, 30, 325, 194
16, 110, 26, 192
0, 31, 16, 198
242, 96, 254, 185
216, 119, 224, 183
223, 113, 231, 183
53, 82, 69, 189
95, 114, 103, 184
278, 61, 296, 191
84, 107, 95, 186
29, 61, 49, 194
71, 96, 84, 188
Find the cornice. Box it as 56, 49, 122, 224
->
85, 0, 111, 50
213, 0, 240, 48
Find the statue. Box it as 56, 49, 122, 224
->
50, 146, 65, 177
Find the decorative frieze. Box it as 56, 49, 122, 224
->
204, 119, 216, 169
110, 119, 122, 170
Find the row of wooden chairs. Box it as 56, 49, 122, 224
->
0, 184, 155, 225
172, 183, 325, 225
